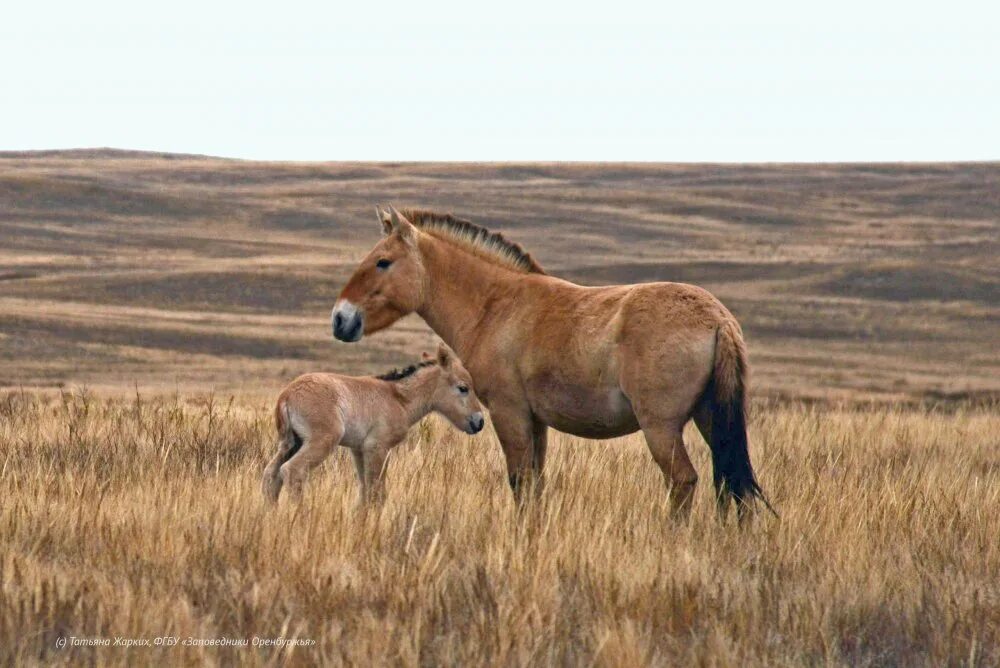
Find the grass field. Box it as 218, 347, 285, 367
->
1, 151, 999, 665
2, 391, 997, 665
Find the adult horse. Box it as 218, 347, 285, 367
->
331, 206, 770, 518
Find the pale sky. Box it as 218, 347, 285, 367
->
2, 1, 998, 161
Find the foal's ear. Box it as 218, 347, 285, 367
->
421, 351, 434, 362
436, 342, 453, 369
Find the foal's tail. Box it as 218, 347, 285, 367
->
273, 400, 305, 466
261, 399, 304, 501
706, 319, 777, 519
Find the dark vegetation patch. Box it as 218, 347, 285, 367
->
3, 269, 351, 313
493, 166, 563, 181
818, 266, 1000, 305
0, 329, 106, 363
0, 175, 224, 220
730, 297, 985, 344
0, 316, 322, 360
744, 320, 947, 344
0, 272, 37, 281
0, 221, 290, 258
257, 209, 338, 231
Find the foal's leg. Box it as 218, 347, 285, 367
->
352, 443, 390, 506
350, 448, 365, 503
262, 437, 296, 502
280, 422, 344, 500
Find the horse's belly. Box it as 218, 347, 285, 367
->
529, 381, 640, 439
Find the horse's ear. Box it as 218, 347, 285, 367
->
421, 351, 434, 362
388, 205, 417, 245
436, 341, 453, 369
376, 205, 393, 236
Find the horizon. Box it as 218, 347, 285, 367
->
4, 146, 999, 166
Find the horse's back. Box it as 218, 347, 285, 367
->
524, 278, 732, 355
552, 279, 729, 411
620, 281, 734, 329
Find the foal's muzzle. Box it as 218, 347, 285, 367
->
331, 301, 364, 342
466, 412, 485, 435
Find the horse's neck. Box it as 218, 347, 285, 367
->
416, 236, 521, 360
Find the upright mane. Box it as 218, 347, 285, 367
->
376, 360, 436, 382
400, 208, 545, 274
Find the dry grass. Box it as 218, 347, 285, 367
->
2, 390, 997, 666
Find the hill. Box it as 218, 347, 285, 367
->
2, 150, 998, 400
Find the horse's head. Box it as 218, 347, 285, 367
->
332, 206, 425, 342
427, 343, 485, 435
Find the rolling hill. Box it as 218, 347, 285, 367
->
2, 150, 997, 401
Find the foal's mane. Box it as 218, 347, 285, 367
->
376, 360, 436, 382
400, 208, 545, 274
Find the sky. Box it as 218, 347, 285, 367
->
2, 1, 998, 162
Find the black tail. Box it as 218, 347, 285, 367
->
706, 378, 775, 518
707, 321, 777, 520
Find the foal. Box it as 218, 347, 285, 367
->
262, 343, 485, 504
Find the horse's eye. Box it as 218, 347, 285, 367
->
376, 258, 393, 271
457, 385, 469, 395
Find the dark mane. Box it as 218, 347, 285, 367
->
400, 208, 545, 274
376, 360, 436, 382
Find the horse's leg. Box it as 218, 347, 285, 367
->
490, 404, 538, 503
621, 330, 715, 519
530, 418, 548, 496
280, 421, 344, 501
638, 419, 699, 518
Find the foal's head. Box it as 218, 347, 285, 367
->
427, 343, 485, 435
332, 206, 425, 342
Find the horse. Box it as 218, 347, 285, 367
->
262, 342, 485, 504
330, 206, 772, 519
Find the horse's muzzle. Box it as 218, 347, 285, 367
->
465, 412, 485, 434
331, 301, 364, 342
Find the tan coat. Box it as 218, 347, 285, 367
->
262, 343, 484, 504
331, 207, 770, 519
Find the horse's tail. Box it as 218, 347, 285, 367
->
262, 398, 304, 501
706, 319, 777, 518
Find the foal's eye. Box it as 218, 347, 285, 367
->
457, 385, 469, 395
376, 258, 393, 271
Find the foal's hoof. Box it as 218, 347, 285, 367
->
261, 476, 282, 503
